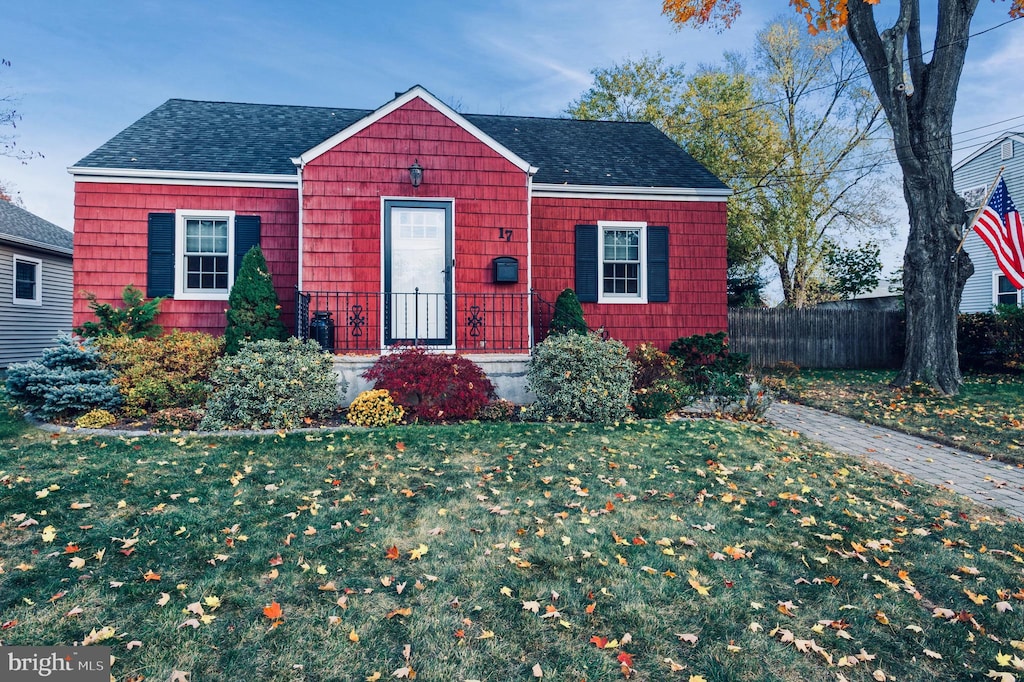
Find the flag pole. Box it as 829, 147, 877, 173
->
952, 165, 1005, 262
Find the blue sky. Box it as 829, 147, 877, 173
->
1, 1, 1022, 287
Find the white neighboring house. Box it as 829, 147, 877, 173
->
0, 200, 74, 367
954, 131, 1024, 312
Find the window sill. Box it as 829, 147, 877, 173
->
173, 292, 229, 302
12, 299, 43, 307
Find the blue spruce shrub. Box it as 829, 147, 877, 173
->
5, 333, 123, 419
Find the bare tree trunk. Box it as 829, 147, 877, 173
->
846, 0, 980, 395
900, 161, 973, 392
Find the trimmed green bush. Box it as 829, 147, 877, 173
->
97, 331, 223, 417
549, 288, 588, 336
668, 331, 749, 385
74, 285, 164, 339
200, 338, 342, 430
526, 331, 635, 422
224, 246, 286, 354
959, 306, 1024, 373
5, 333, 123, 419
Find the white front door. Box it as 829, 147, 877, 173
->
384, 200, 453, 345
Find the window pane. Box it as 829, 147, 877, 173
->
601, 228, 642, 297
185, 253, 228, 292
185, 218, 228, 254
15, 261, 37, 300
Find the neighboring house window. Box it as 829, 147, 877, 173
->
146, 210, 261, 300
599, 222, 647, 303
574, 223, 669, 304
12, 254, 42, 306
994, 272, 1022, 307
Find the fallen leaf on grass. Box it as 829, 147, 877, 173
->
263, 601, 283, 620
532, 663, 543, 677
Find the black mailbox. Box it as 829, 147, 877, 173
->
493, 257, 519, 283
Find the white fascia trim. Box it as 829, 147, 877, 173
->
953, 132, 1024, 172
294, 85, 539, 175
532, 183, 731, 202
0, 234, 73, 257
68, 166, 298, 189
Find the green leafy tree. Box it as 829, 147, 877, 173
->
224, 245, 286, 354
661, 0, 1024, 394
549, 288, 588, 336
75, 285, 164, 339
823, 240, 882, 301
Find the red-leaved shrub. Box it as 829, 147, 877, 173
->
363, 347, 494, 423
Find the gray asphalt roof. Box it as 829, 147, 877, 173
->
0, 200, 73, 254
74, 98, 729, 191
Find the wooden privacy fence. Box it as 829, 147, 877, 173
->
728, 308, 905, 369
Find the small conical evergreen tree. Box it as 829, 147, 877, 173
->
224, 246, 286, 354
549, 288, 588, 335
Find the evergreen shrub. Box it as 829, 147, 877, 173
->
223, 246, 286, 354
346, 389, 405, 427
549, 288, 588, 336
363, 347, 494, 423
200, 338, 342, 430
526, 331, 635, 422
97, 331, 223, 416
74, 285, 164, 339
5, 333, 123, 419
668, 331, 750, 386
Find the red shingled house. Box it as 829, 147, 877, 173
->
70, 86, 729, 362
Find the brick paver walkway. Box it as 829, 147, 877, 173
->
768, 401, 1024, 519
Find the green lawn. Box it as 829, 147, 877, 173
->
2, 401, 1024, 681
769, 370, 1024, 464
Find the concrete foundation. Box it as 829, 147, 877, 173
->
333, 353, 534, 405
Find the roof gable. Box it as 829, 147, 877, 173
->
294, 86, 537, 175
0, 200, 73, 255
953, 131, 1024, 173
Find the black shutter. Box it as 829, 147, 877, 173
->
647, 226, 669, 302
574, 224, 598, 303
147, 213, 175, 298
233, 215, 262, 277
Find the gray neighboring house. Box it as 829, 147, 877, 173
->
0, 200, 74, 367
954, 131, 1024, 313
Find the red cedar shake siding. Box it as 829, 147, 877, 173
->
300, 97, 529, 352
531, 197, 728, 349
73, 182, 298, 335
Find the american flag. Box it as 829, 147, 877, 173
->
972, 177, 1024, 290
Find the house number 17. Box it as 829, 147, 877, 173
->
497, 228, 513, 241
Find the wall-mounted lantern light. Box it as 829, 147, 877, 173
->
409, 160, 423, 188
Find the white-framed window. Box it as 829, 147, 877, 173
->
12, 254, 42, 306
598, 221, 647, 304
994, 271, 1022, 307
174, 209, 235, 300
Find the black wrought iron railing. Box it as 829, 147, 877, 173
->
296, 289, 555, 353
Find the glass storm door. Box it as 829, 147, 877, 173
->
384, 200, 453, 346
